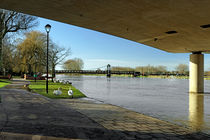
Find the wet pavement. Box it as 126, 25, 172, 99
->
56, 75, 210, 133
0, 80, 123, 139
59, 99, 210, 140
0, 79, 210, 139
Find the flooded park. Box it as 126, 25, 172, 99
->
57, 74, 210, 134
2, 0, 210, 139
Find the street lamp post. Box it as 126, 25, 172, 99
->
45, 24, 51, 94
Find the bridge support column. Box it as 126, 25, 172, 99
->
189, 93, 204, 130
189, 52, 204, 93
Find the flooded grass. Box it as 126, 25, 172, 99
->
29, 80, 86, 99
0, 79, 11, 88
0, 79, 12, 103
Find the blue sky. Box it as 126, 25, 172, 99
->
35, 17, 210, 71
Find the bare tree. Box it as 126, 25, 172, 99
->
135, 65, 167, 74
49, 44, 70, 81
63, 58, 84, 70
0, 9, 38, 72
176, 64, 188, 74
111, 66, 134, 71
2, 36, 15, 75
156, 65, 167, 73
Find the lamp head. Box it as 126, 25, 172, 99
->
45, 24, 51, 33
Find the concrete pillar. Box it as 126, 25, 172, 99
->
189, 52, 204, 93
189, 93, 204, 131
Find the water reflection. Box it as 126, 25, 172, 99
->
106, 78, 111, 96
189, 93, 204, 131
57, 75, 210, 134
0, 132, 73, 140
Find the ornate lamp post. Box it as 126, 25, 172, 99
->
45, 24, 51, 93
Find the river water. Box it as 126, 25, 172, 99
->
56, 75, 210, 134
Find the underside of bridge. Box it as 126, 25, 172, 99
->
1, 0, 210, 93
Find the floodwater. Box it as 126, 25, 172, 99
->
56, 75, 210, 134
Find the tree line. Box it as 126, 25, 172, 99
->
2, 9, 208, 77
2, 30, 83, 76
111, 64, 189, 75
0, 9, 83, 77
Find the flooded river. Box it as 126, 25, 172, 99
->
56, 75, 210, 134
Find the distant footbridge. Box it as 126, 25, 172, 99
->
55, 70, 141, 77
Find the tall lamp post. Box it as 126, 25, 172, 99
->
45, 24, 51, 94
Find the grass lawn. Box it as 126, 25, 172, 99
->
142, 75, 189, 79
0, 79, 11, 103
29, 80, 86, 99
0, 79, 11, 88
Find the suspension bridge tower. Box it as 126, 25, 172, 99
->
107, 64, 111, 78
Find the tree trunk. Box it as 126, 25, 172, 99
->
0, 38, 2, 74
28, 64, 32, 76
51, 65, 55, 82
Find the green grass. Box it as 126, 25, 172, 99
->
0, 79, 11, 103
58, 73, 136, 77
0, 79, 11, 88
29, 80, 86, 99
12, 76, 21, 78
141, 75, 189, 79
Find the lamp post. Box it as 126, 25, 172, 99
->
45, 24, 51, 94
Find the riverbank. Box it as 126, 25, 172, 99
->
29, 80, 86, 99
58, 74, 210, 80
0, 79, 11, 103
57, 73, 190, 78
0, 80, 209, 139
142, 75, 210, 80
143, 75, 189, 79
0, 79, 11, 88
58, 98, 210, 139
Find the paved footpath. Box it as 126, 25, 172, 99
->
0, 80, 210, 140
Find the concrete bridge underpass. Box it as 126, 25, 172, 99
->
0, 0, 209, 93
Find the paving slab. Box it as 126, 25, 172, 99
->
0, 79, 210, 139
58, 98, 210, 140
